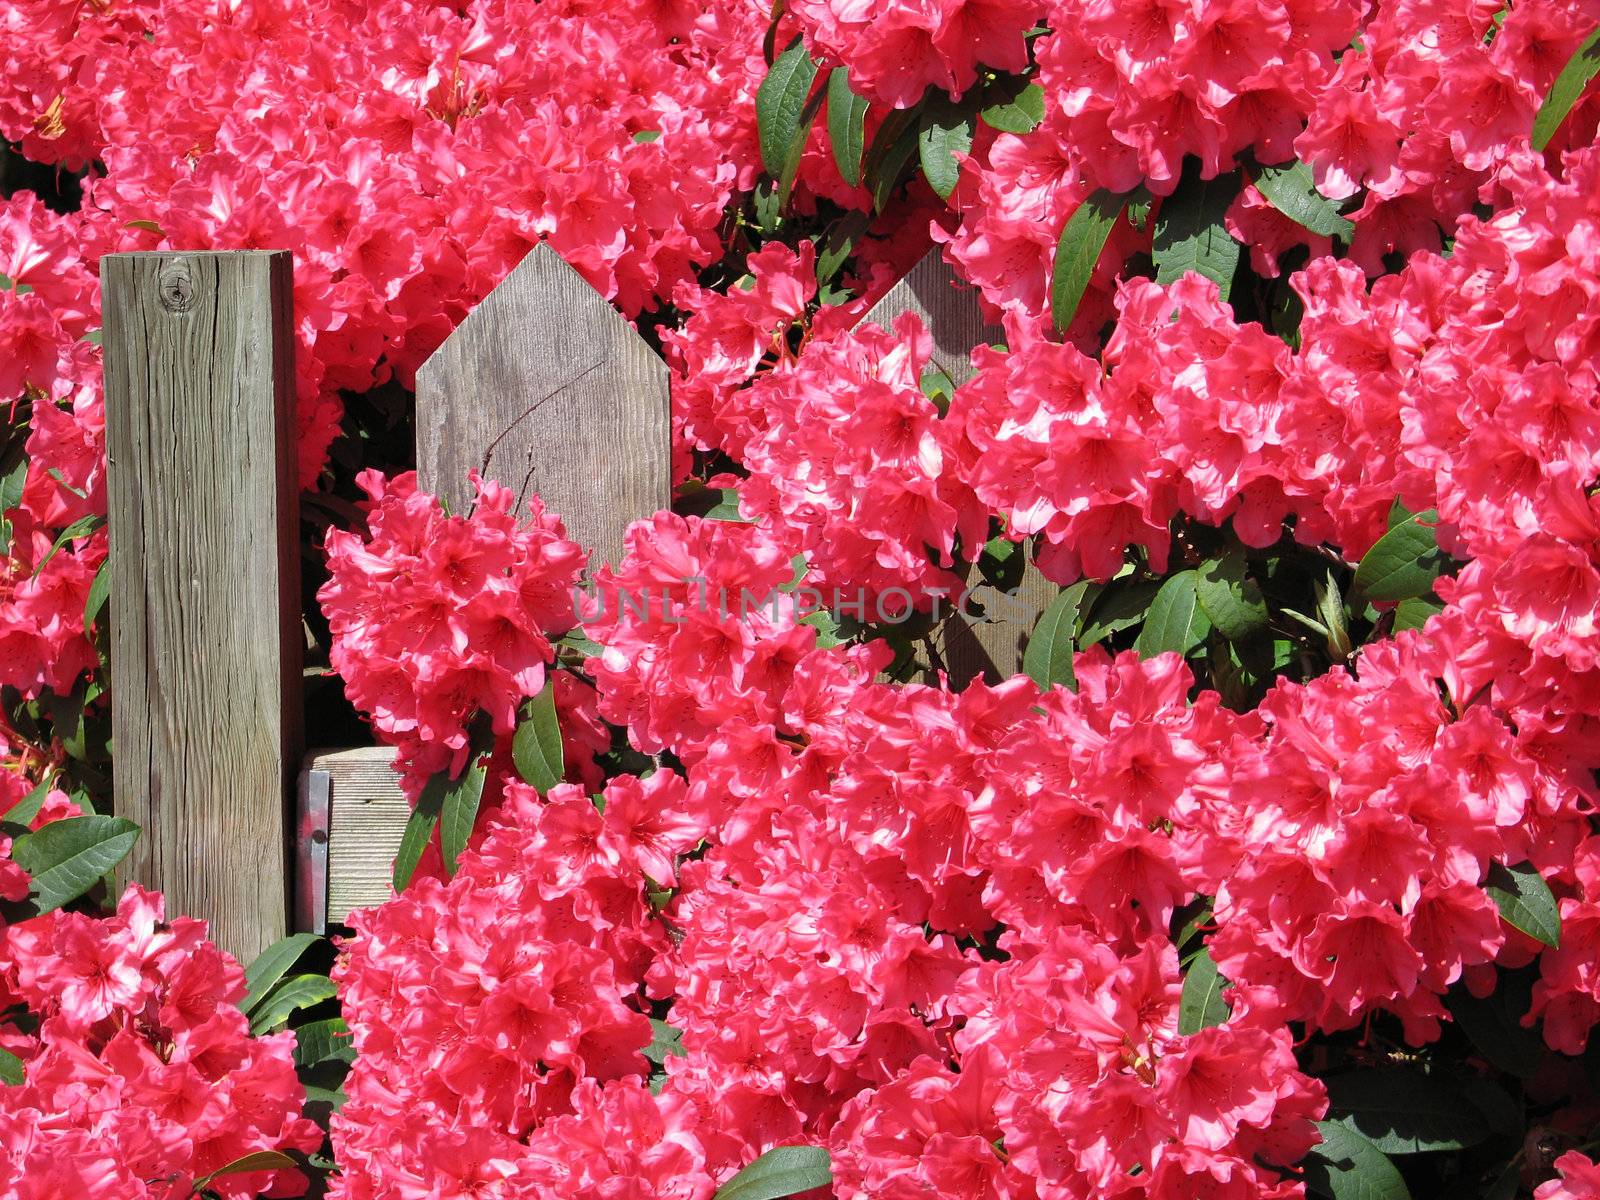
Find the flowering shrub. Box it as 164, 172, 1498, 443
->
5, 0, 1600, 1195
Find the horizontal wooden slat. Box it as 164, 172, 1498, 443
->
305, 746, 408, 924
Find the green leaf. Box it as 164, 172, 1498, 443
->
0, 1047, 22, 1086
439, 748, 491, 876
392, 771, 449, 891
1153, 168, 1242, 297
191, 1150, 298, 1190
866, 106, 922, 212
242, 932, 319, 1016
1051, 189, 1126, 333
1354, 508, 1445, 601
512, 680, 564, 794
632, 129, 662, 143
1303, 1122, 1413, 1200
1135, 570, 1211, 658
1325, 1069, 1492, 1154
756, 38, 822, 180
1178, 947, 1230, 1034
920, 363, 958, 414
294, 1017, 356, 1067
1444, 974, 1544, 1078
248, 974, 337, 1035
643, 1017, 686, 1065
917, 104, 974, 199
1485, 861, 1561, 948
1532, 24, 1600, 151
1023, 581, 1095, 691
83, 560, 111, 630
714, 1146, 832, 1200
1195, 551, 1269, 642
1079, 580, 1160, 648
1391, 595, 1443, 634
302, 1083, 348, 1111
826, 69, 868, 187
32, 514, 103, 579
1251, 160, 1354, 240
980, 81, 1044, 133
1456, 1073, 1523, 1139
0, 459, 26, 514
817, 208, 871, 283
10, 815, 140, 915
1, 773, 52, 826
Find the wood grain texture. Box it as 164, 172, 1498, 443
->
102, 251, 301, 965
416, 243, 670, 570
857, 249, 1054, 688
308, 746, 408, 924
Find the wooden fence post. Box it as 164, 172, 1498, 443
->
416, 243, 670, 569
102, 251, 301, 964
858, 250, 1055, 688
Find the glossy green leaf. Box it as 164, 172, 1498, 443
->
1391, 595, 1443, 634
1532, 24, 1600, 151
83, 559, 111, 630
1303, 1122, 1412, 1200
0, 1047, 22, 1086
980, 81, 1044, 133
0, 459, 25, 514
917, 105, 974, 199
248, 974, 337, 1035
1251, 160, 1354, 240
1326, 1069, 1491, 1154
1444, 974, 1544, 1078
1195, 551, 1269, 641
294, 1017, 356, 1067
1079, 580, 1160, 648
392, 770, 449, 891
439, 749, 491, 876
192, 1150, 298, 1189
1354, 508, 1445, 601
1022, 581, 1095, 691
1, 773, 52, 826
1051, 189, 1126, 333
826, 69, 868, 187
512, 681, 564, 794
1153, 169, 1242, 297
866, 106, 922, 212
714, 1146, 832, 1200
1136, 570, 1211, 658
643, 1017, 686, 1065
756, 38, 821, 179
32, 514, 103, 579
302, 1083, 348, 1111
1485, 860, 1561, 948
10, 815, 139, 915
242, 932, 319, 1016
1178, 947, 1230, 1034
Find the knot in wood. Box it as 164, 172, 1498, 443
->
156, 259, 196, 313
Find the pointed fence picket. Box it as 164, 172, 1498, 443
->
103, 241, 1043, 949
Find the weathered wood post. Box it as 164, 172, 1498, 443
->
416, 243, 670, 568
102, 251, 302, 963
858, 249, 1056, 688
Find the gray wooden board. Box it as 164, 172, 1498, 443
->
857, 249, 1054, 688
102, 251, 301, 964
415, 243, 670, 571
305, 746, 409, 924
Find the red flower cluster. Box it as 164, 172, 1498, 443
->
319, 470, 586, 791
0, 886, 319, 1199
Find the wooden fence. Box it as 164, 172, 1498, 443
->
101, 242, 1047, 961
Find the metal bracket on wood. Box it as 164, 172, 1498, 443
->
296, 766, 331, 935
